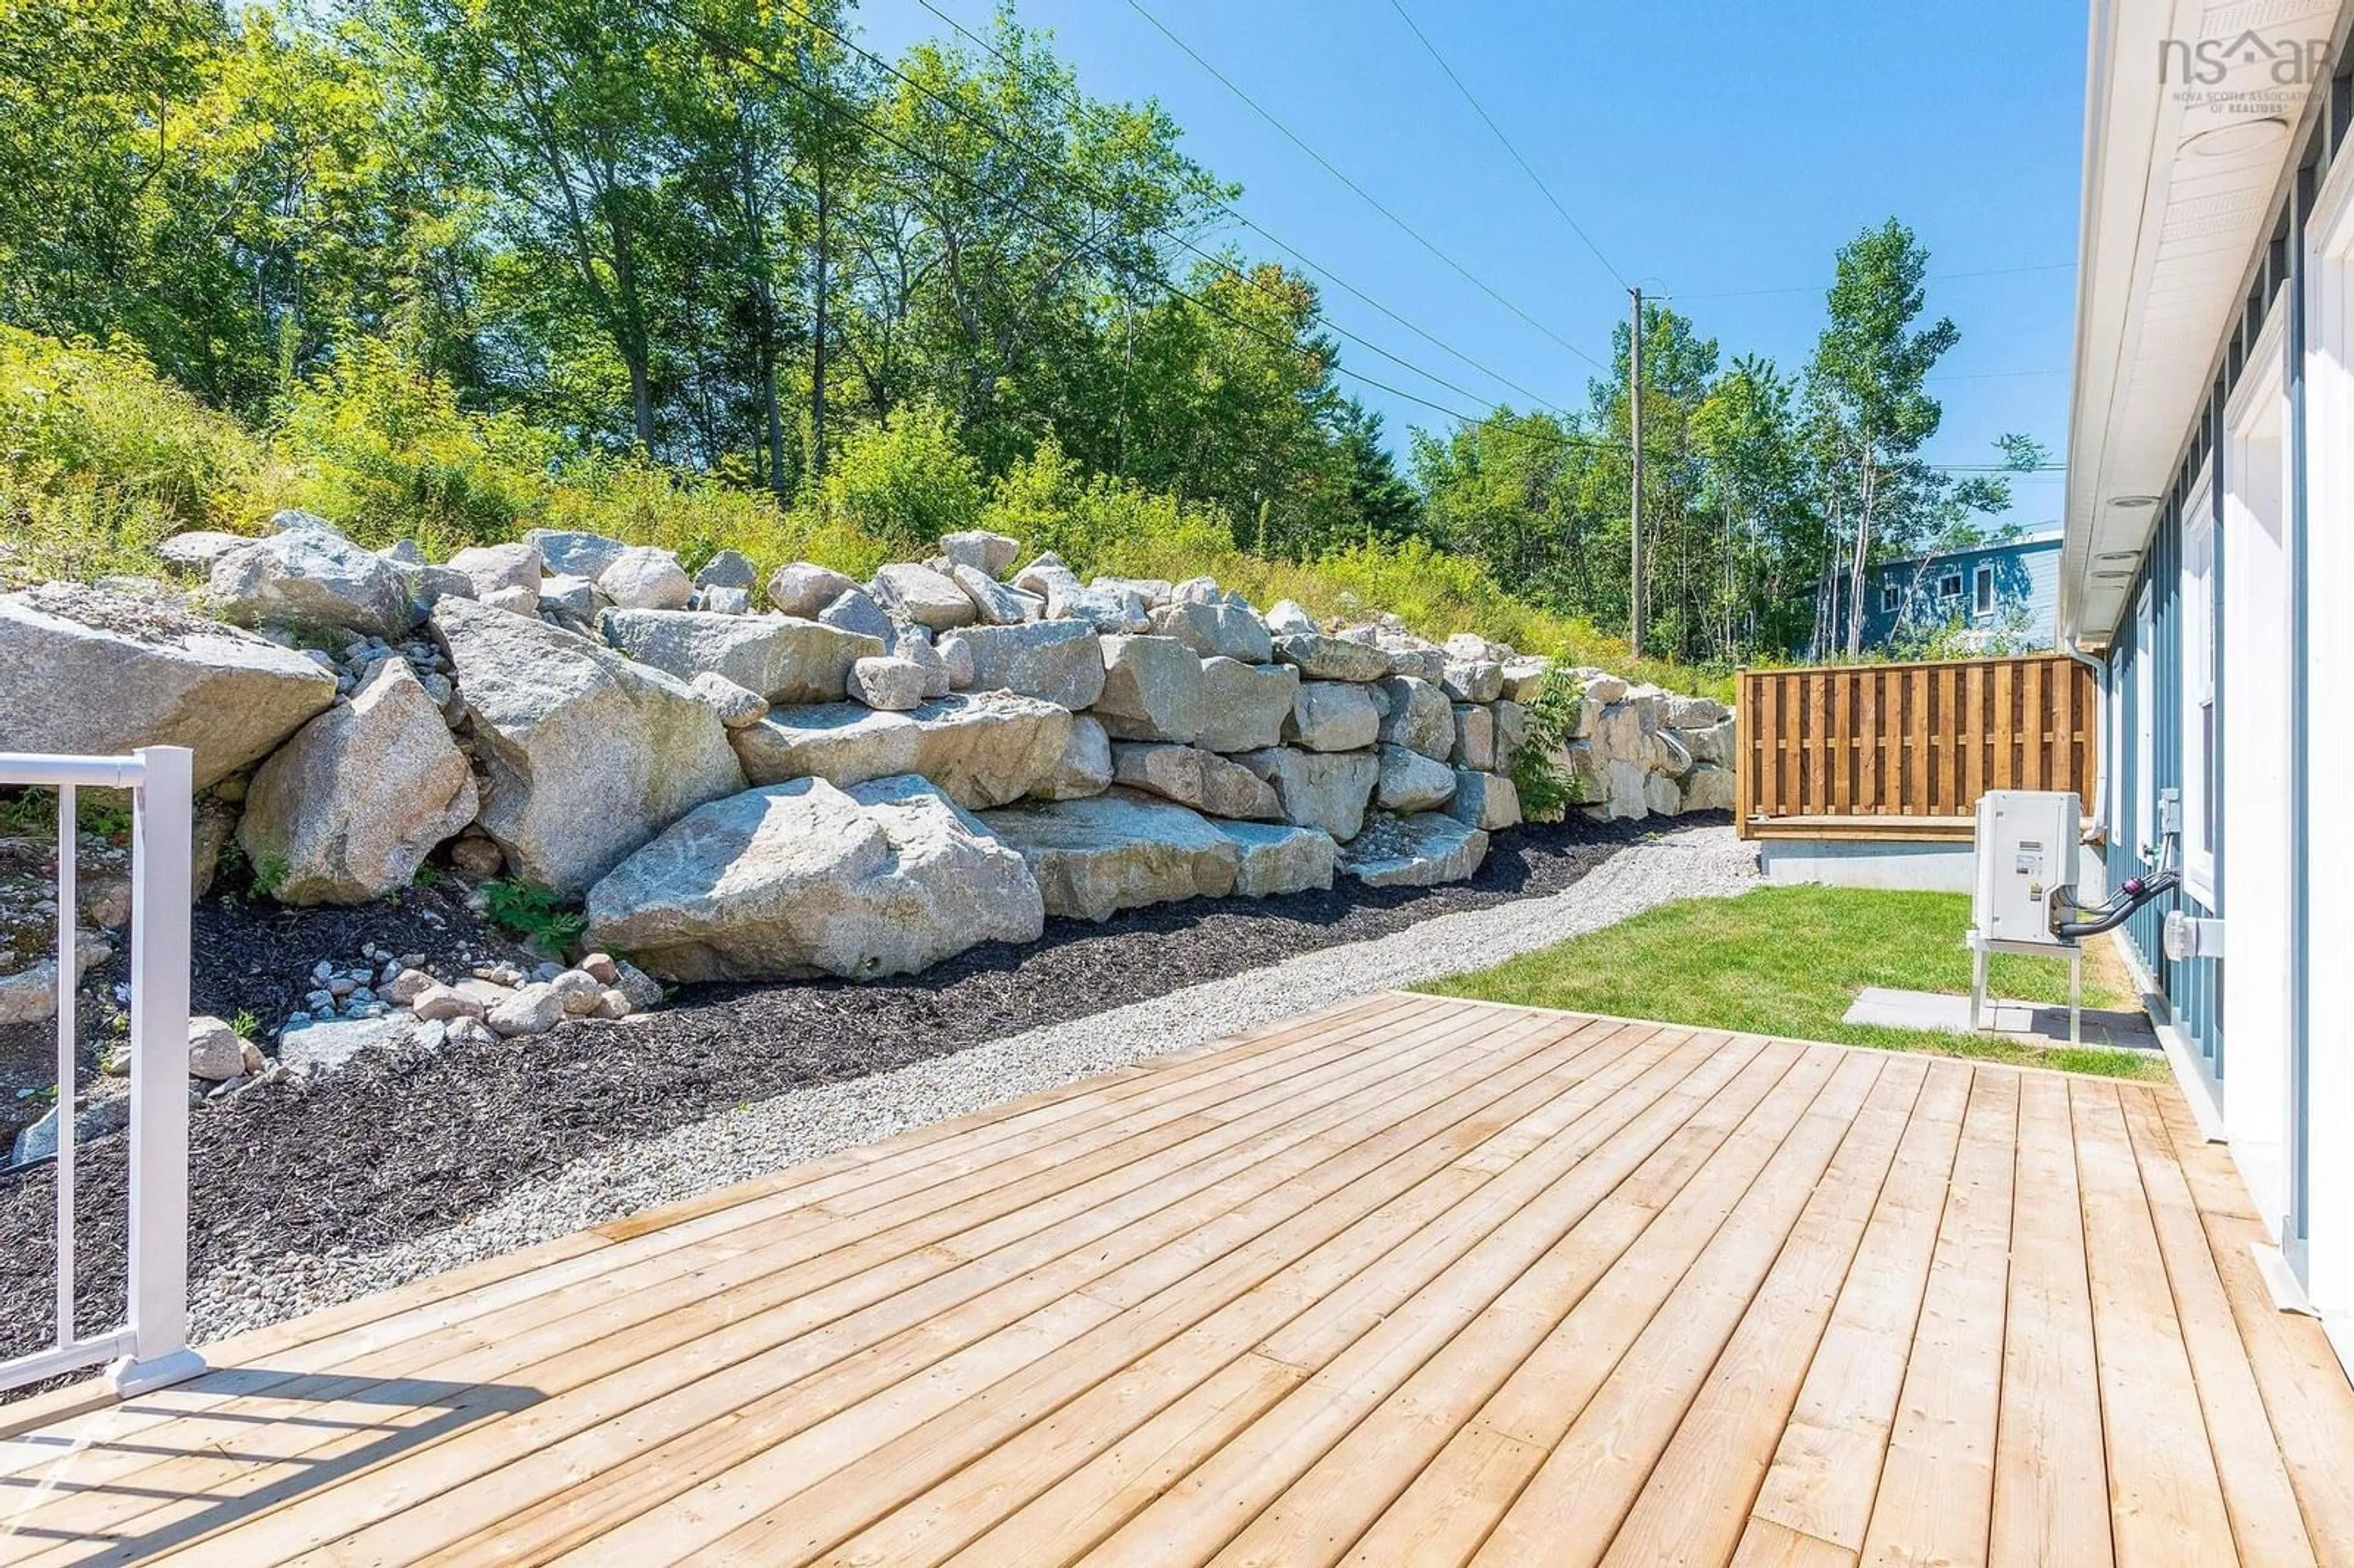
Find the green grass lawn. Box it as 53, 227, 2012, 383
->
1417, 883, 2162, 1081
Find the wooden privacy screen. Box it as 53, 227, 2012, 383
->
1735, 653, 2097, 840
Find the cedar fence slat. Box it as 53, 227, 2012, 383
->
1735, 653, 2097, 839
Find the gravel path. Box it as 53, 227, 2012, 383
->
189, 823, 1756, 1340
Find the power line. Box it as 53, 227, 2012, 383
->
641, 0, 1593, 461
1381, 0, 1628, 294
905, 0, 1577, 419
1663, 261, 2076, 303
783, 1, 1541, 420
1121, 0, 1614, 376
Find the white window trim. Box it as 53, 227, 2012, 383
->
2181, 475, 2217, 905
2300, 134, 2354, 1349
2134, 580, 2154, 857
1973, 563, 1995, 617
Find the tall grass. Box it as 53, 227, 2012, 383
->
0, 327, 1726, 697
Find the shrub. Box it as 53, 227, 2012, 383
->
0, 326, 292, 584
1507, 672, 1586, 823
818, 400, 983, 550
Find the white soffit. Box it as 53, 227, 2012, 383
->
2063, 0, 2342, 645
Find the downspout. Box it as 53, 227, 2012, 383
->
2061, 634, 2109, 841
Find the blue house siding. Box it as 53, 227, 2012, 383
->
2106, 490, 2223, 1080
1849, 536, 2062, 652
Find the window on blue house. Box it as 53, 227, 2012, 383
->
1881, 582, 1902, 613
2183, 492, 2217, 900
1974, 564, 1994, 615
1938, 570, 1963, 601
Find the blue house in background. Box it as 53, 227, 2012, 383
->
1851, 530, 2062, 652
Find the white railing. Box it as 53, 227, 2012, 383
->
0, 746, 202, 1398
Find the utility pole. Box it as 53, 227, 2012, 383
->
1628, 286, 1645, 655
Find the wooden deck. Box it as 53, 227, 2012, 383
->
4, 992, 2352, 1566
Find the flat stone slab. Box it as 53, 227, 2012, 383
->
1214, 820, 1337, 898
1337, 812, 1490, 888
729, 693, 1072, 809
978, 790, 1239, 921
1842, 986, 2162, 1051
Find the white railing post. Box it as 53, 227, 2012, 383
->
108, 744, 204, 1396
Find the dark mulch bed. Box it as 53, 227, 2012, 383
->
0, 812, 1705, 1361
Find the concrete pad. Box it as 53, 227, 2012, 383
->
1843, 986, 2162, 1052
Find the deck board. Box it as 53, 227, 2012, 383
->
1, 992, 2347, 1567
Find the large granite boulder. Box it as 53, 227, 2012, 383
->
1035, 714, 1114, 800
1286, 681, 1382, 752
210, 528, 417, 637
447, 542, 543, 608
1147, 601, 1273, 663
1214, 821, 1337, 898
729, 692, 1071, 809
1376, 745, 1458, 813
1499, 658, 1552, 702
525, 529, 631, 580
1263, 599, 1319, 636
432, 596, 745, 894
768, 561, 859, 618
847, 655, 929, 711
1092, 575, 1172, 609
1273, 632, 1392, 683
597, 607, 880, 703
940, 530, 1023, 577
817, 587, 894, 646
1666, 695, 1729, 729
1685, 714, 1738, 766
951, 564, 1030, 626
1492, 698, 1528, 766
978, 791, 1239, 921
1196, 658, 1300, 755
1375, 675, 1455, 761
584, 775, 1043, 983
236, 661, 476, 905
1012, 553, 1081, 600
1448, 769, 1523, 831
1110, 742, 1282, 821
870, 563, 977, 631
0, 584, 335, 788
1338, 812, 1490, 887
1094, 634, 1205, 744
1440, 658, 1506, 704
1232, 747, 1379, 841
1679, 763, 1738, 813
156, 531, 253, 576
596, 546, 693, 611
1452, 703, 1496, 770
940, 620, 1105, 710
1050, 582, 1148, 632
693, 549, 758, 591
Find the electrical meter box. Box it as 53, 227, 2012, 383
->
1972, 790, 2082, 948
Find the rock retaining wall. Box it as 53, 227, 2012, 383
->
0, 514, 1734, 1007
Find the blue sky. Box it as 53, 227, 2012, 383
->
858, 0, 2084, 528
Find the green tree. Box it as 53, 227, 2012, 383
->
1331, 398, 1421, 544
1803, 218, 1960, 658
371, 0, 697, 447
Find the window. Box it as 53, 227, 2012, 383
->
2183, 484, 2217, 899
1974, 564, 1994, 616
1938, 570, 1964, 601
1880, 582, 1902, 613
2135, 582, 2154, 854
